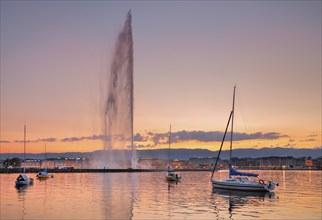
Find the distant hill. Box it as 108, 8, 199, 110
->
1, 147, 321, 160
137, 147, 322, 160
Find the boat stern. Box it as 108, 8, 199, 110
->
265, 181, 276, 191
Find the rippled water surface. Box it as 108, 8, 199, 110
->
1, 170, 321, 219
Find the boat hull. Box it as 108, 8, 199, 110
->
165, 176, 181, 181
36, 171, 50, 179
15, 173, 33, 186
165, 172, 181, 182
212, 180, 274, 192
37, 175, 50, 179
15, 180, 30, 186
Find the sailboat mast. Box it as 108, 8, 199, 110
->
168, 125, 171, 169
24, 123, 26, 161
229, 86, 236, 163
211, 111, 233, 180
211, 85, 237, 180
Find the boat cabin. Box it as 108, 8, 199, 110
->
16, 174, 29, 181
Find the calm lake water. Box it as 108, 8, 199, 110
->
0, 170, 321, 219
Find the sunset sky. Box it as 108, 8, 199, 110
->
0, 1, 321, 154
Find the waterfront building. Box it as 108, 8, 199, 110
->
231, 157, 259, 168
137, 158, 168, 169
259, 156, 296, 168
305, 157, 313, 167
188, 157, 216, 169
313, 157, 322, 168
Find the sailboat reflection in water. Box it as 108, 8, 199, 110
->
211, 86, 278, 192
212, 188, 276, 219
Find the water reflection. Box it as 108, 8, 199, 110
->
1, 171, 320, 219
42, 180, 48, 219
101, 173, 134, 219
282, 170, 286, 189
15, 184, 29, 191
167, 181, 178, 218
15, 184, 30, 219
130, 173, 137, 219
212, 189, 276, 219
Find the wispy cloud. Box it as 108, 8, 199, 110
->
9, 130, 288, 147
37, 137, 57, 142
144, 130, 288, 146
282, 143, 297, 148
61, 134, 107, 142
308, 134, 317, 138
300, 138, 316, 142
298, 133, 319, 142
134, 143, 154, 149
14, 140, 31, 143
133, 133, 148, 142
14, 137, 57, 143
273, 141, 297, 148
0, 140, 10, 143
61, 137, 84, 142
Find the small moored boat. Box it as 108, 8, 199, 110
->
165, 168, 181, 182
16, 173, 33, 186
37, 144, 54, 179
36, 170, 50, 179
165, 125, 181, 182
16, 124, 33, 187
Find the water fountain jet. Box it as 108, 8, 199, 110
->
97, 10, 136, 169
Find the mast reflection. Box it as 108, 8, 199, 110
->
16, 184, 30, 219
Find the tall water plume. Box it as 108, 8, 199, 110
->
100, 10, 136, 168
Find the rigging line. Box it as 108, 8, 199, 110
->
236, 92, 248, 134
236, 92, 254, 148
168, 125, 171, 168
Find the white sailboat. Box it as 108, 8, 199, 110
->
211, 86, 277, 192
15, 124, 33, 186
165, 125, 181, 182
15, 173, 31, 186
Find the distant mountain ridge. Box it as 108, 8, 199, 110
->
137, 147, 322, 160
1, 147, 321, 160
